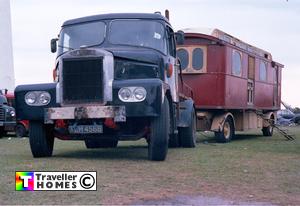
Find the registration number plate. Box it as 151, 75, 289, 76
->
68, 125, 103, 134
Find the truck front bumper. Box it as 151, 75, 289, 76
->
45, 106, 126, 123
0, 121, 16, 132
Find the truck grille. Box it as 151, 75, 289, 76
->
0, 106, 4, 121
62, 58, 104, 104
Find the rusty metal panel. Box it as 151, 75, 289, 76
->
45, 106, 126, 122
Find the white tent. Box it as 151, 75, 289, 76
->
0, 0, 15, 93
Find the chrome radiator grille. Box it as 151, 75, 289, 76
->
62, 58, 104, 104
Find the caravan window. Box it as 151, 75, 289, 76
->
192, 48, 204, 70
232, 50, 242, 76
177, 48, 189, 70
259, 61, 267, 81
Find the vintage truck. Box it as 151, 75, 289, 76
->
0, 91, 16, 137
177, 28, 283, 142
15, 12, 196, 161
3, 91, 29, 137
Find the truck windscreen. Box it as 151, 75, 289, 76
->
109, 20, 167, 54
58, 21, 106, 55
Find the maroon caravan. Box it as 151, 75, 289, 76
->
177, 28, 283, 142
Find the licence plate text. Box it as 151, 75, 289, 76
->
68, 125, 103, 134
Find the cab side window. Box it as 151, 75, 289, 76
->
166, 26, 176, 57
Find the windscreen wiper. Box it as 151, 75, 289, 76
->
58, 45, 75, 51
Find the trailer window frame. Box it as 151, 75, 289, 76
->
177, 46, 207, 74
192, 48, 204, 71
273, 67, 278, 84
259, 60, 267, 82
177, 48, 189, 70
232, 49, 242, 77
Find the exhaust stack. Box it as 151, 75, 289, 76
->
165, 9, 169, 20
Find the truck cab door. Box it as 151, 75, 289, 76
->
165, 26, 179, 103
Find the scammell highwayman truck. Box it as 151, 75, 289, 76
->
15, 12, 196, 161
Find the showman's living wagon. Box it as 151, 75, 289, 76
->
177, 28, 283, 142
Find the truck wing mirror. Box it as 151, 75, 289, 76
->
175, 30, 185, 45
51, 38, 58, 53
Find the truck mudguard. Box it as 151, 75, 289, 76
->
177, 98, 194, 127
210, 112, 235, 132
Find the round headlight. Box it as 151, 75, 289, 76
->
25, 91, 51, 106
10, 110, 15, 117
39, 92, 51, 105
134, 87, 147, 101
25, 92, 37, 105
118, 88, 132, 101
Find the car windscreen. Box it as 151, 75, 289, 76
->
109, 20, 167, 53
58, 21, 106, 55
0, 95, 8, 104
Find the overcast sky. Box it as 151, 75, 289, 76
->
10, 0, 300, 107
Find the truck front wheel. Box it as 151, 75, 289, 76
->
29, 121, 54, 157
214, 116, 235, 143
148, 98, 169, 161
84, 139, 118, 148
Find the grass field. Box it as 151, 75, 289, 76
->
0, 127, 299, 205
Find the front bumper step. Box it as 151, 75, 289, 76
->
45, 106, 126, 123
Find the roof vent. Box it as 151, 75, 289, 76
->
264, 53, 269, 59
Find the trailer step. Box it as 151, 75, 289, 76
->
255, 111, 295, 141
272, 124, 295, 141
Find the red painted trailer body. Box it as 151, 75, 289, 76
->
177, 28, 284, 142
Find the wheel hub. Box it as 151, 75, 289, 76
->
223, 122, 231, 139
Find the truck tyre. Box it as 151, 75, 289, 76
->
262, 126, 273, 136
168, 104, 180, 148
16, 124, 27, 138
215, 116, 235, 143
262, 116, 274, 136
85, 139, 118, 148
148, 98, 169, 161
29, 121, 54, 157
179, 108, 196, 148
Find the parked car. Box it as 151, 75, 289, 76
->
277, 109, 300, 125
0, 93, 16, 137
2, 91, 29, 137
